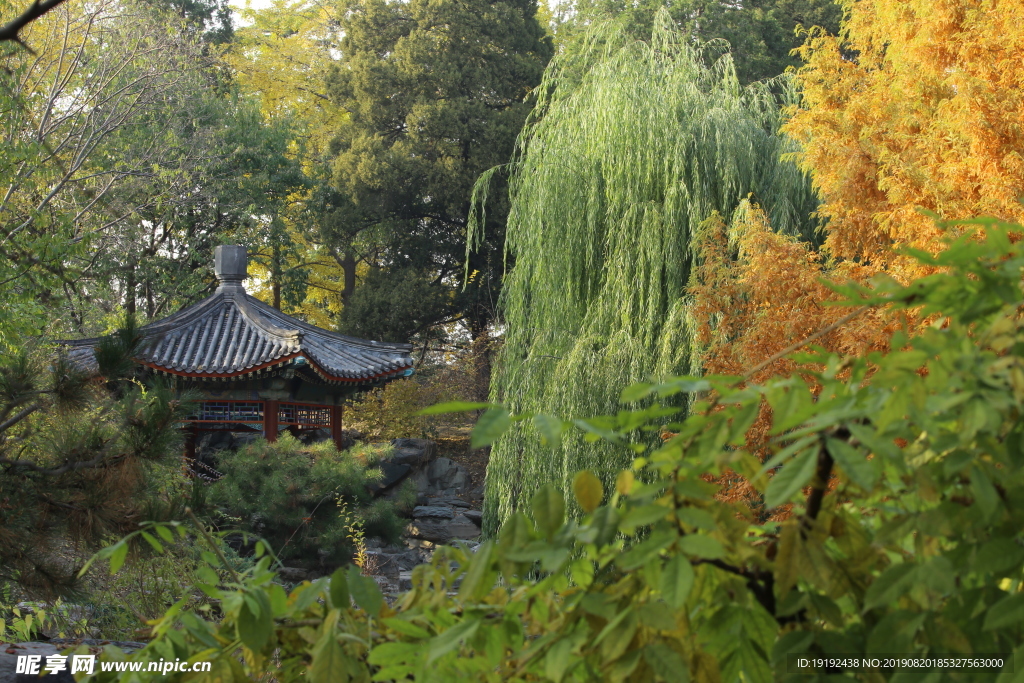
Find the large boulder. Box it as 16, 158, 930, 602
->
388, 438, 435, 466
406, 509, 481, 544
367, 462, 411, 493
412, 506, 453, 519
0, 643, 75, 683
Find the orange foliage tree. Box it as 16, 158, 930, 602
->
692, 0, 1024, 511
695, 0, 1024, 381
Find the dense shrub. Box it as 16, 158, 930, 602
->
208, 434, 405, 564
344, 380, 446, 441
77, 221, 1024, 681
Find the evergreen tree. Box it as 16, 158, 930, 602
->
326, 0, 553, 342
0, 321, 194, 596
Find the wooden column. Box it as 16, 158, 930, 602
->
331, 404, 343, 451
265, 399, 279, 442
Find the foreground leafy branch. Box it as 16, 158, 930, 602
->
78, 220, 1024, 680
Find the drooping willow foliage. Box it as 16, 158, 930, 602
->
473, 14, 822, 535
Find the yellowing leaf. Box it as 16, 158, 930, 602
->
573, 470, 604, 513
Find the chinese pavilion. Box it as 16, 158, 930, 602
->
63, 246, 414, 455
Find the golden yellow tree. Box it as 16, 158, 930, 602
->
786, 0, 1024, 269
690, 0, 1024, 515
696, 0, 1024, 380
226, 0, 358, 325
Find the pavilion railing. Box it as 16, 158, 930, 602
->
278, 403, 332, 427
184, 400, 334, 428
187, 400, 264, 423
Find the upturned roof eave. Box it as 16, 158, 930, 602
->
59, 292, 413, 380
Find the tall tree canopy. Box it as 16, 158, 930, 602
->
326, 0, 553, 343
554, 0, 843, 84
693, 0, 1024, 394
0, 0, 306, 344
479, 15, 820, 534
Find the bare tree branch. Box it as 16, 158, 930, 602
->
0, 0, 69, 49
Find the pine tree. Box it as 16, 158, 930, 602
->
0, 321, 194, 596
326, 0, 553, 342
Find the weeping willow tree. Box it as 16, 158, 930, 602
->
473, 13, 821, 536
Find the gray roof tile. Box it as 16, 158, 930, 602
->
62, 289, 413, 383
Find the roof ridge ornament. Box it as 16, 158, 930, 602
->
57, 244, 414, 383
214, 245, 247, 293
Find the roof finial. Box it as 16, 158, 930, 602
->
214, 245, 247, 291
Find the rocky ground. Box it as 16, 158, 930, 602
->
344, 434, 488, 593
2, 433, 491, 664
271, 432, 490, 593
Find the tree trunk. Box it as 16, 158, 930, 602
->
125, 265, 136, 317
340, 251, 357, 305
272, 243, 282, 310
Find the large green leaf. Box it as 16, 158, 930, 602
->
237, 590, 273, 652
427, 617, 481, 664
329, 566, 350, 610
764, 446, 819, 509
677, 534, 725, 560
863, 563, 918, 611
310, 612, 350, 683
471, 407, 513, 448
347, 565, 383, 617
826, 437, 878, 491
573, 470, 604, 513
985, 593, 1024, 631
660, 555, 695, 608
531, 484, 565, 541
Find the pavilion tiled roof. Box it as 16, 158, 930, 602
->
63, 247, 414, 384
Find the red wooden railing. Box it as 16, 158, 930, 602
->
184, 400, 332, 427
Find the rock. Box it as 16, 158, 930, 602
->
0, 642, 75, 683
393, 550, 421, 570
390, 438, 435, 464
367, 462, 411, 493
298, 428, 343, 447
363, 551, 400, 578
463, 510, 483, 526
277, 566, 308, 582
412, 506, 453, 520
448, 469, 468, 491
406, 519, 452, 543
388, 440, 435, 468
406, 513, 480, 544
410, 469, 431, 495
444, 498, 470, 508
427, 457, 456, 484
199, 430, 234, 452
448, 514, 481, 540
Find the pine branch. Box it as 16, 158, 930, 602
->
0, 402, 41, 433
